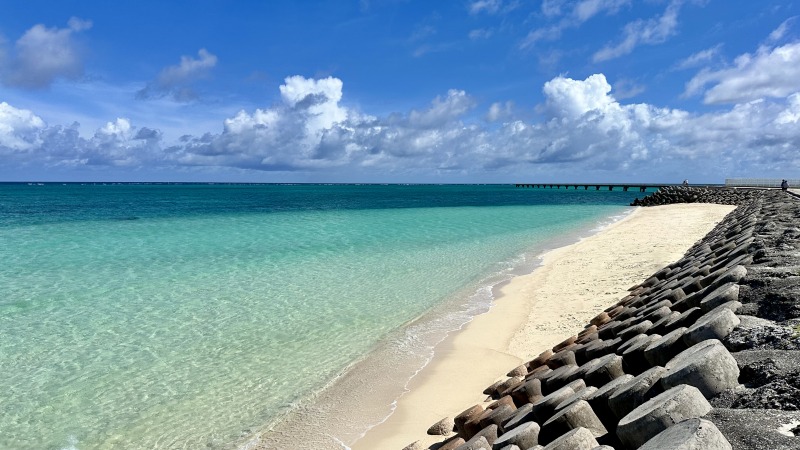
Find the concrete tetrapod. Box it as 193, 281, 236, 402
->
532, 385, 577, 423
526, 350, 553, 372
615, 333, 650, 355
583, 354, 625, 387
501, 404, 534, 433
455, 405, 484, 437
643, 327, 689, 367
660, 339, 740, 398
470, 424, 499, 446
620, 334, 661, 376
511, 379, 543, 406
698, 283, 740, 313
607, 366, 667, 419
539, 400, 607, 445
480, 405, 518, 431
546, 351, 577, 370
638, 418, 732, 450
585, 374, 635, 431
496, 445, 521, 450
682, 307, 740, 346
540, 427, 599, 450
553, 386, 598, 413
435, 436, 466, 450
428, 416, 455, 435
492, 421, 540, 450
615, 384, 712, 448
540, 365, 580, 394
455, 435, 491, 450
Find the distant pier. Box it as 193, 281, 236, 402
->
514, 183, 670, 192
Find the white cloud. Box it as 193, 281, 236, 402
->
592, 0, 681, 62
573, 0, 630, 22
0, 105, 164, 168
4, 73, 800, 180
676, 44, 723, 70
409, 25, 436, 42
685, 42, 800, 104
543, 74, 616, 120
469, 28, 494, 40
174, 76, 355, 170
768, 16, 796, 42
0, 102, 46, 151
776, 93, 800, 124
486, 101, 514, 121
1, 17, 92, 89
541, 0, 567, 18
408, 90, 475, 127
67, 17, 93, 32
469, 0, 502, 15
521, 0, 629, 49
612, 79, 645, 99
137, 49, 218, 101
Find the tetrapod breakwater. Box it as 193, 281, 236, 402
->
405, 186, 800, 450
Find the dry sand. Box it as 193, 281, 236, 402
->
351, 203, 735, 450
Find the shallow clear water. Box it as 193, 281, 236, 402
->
0, 184, 643, 449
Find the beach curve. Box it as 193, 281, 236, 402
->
350, 203, 735, 450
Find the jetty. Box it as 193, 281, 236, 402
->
514, 183, 674, 192
404, 186, 800, 450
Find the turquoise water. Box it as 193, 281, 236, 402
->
0, 184, 643, 449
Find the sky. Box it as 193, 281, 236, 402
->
1, 0, 799, 183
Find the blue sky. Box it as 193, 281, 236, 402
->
1, 0, 799, 182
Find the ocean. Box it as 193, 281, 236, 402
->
0, 183, 645, 449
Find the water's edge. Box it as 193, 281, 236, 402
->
243, 207, 635, 449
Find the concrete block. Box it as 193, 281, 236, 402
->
638, 418, 732, 450
493, 421, 540, 450
683, 308, 740, 346
616, 385, 712, 448
541, 427, 599, 450
540, 400, 608, 445
607, 366, 667, 419
660, 339, 740, 399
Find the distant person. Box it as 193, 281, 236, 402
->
781, 179, 789, 191
682, 179, 689, 186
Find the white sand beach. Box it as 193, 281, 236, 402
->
351, 203, 735, 450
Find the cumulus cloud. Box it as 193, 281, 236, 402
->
592, 0, 681, 62
685, 42, 800, 104
3, 73, 800, 179
1, 17, 92, 89
172, 76, 355, 170
408, 90, 475, 127
137, 49, 218, 101
0, 103, 163, 168
0, 102, 46, 151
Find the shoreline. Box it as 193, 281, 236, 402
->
351, 203, 735, 449
244, 206, 636, 450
